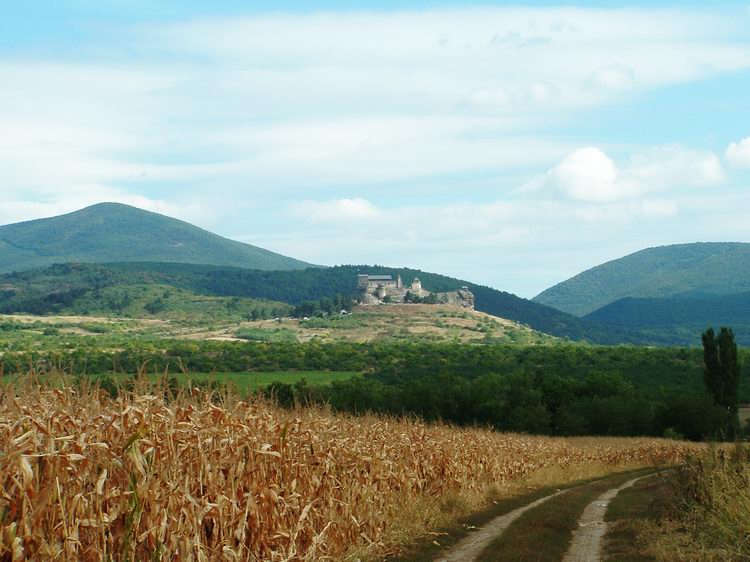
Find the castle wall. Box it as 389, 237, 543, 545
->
358, 273, 474, 309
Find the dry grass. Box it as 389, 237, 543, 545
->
0, 377, 701, 561
248, 305, 552, 344
646, 446, 750, 562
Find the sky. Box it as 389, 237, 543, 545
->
1, 1, 750, 297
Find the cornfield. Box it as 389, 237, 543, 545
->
1, 380, 700, 561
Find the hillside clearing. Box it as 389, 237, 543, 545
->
0, 303, 555, 345
248, 304, 555, 344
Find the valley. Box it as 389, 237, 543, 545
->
1, 204, 748, 561
4, 2, 749, 558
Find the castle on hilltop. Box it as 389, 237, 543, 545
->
357, 273, 475, 309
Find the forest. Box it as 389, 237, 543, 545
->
4, 340, 743, 441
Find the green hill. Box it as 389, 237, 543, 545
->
0, 203, 313, 273
0, 262, 635, 344
107, 262, 633, 343
0, 263, 291, 321
534, 242, 750, 316
584, 292, 750, 346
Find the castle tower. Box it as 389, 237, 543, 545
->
411, 277, 422, 293
376, 284, 387, 300
397, 274, 403, 289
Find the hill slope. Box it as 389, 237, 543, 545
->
585, 292, 750, 346
533, 242, 750, 316
0, 262, 633, 344
0, 203, 312, 273
109, 262, 631, 343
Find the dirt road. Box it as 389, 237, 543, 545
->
434, 489, 567, 562
561, 473, 656, 562
431, 470, 662, 562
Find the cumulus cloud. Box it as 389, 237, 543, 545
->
288, 198, 382, 223
1, 5, 749, 296
1, 6, 749, 219
726, 137, 750, 168
535, 145, 724, 203
543, 147, 635, 202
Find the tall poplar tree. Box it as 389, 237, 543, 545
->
702, 327, 741, 440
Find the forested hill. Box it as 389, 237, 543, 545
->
0, 262, 637, 344
585, 292, 750, 346
0, 203, 313, 273
533, 242, 750, 316
112, 262, 636, 343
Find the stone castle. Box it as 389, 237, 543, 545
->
357, 273, 475, 309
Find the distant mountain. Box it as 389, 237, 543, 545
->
0, 261, 635, 344
585, 292, 750, 346
533, 242, 750, 316
0, 203, 313, 273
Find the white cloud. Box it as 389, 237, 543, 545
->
0, 190, 183, 228
535, 145, 724, 203
575, 199, 678, 223
585, 63, 636, 92
254, 193, 694, 296
288, 198, 382, 223
153, 7, 750, 116
0, 5, 749, 297
465, 87, 512, 109
726, 137, 750, 168
543, 147, 636, 202
626, 145, 724, 188
0, 6, 748, 215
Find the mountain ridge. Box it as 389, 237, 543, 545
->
584, 291, 750, 346
0, 203, 313, 273
533, 242, 750, 316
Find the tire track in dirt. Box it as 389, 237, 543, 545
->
433, 470, 664, 562
433, 488, 567, 562
562, 472, 665, 562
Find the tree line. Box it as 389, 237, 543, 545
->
4, 336, 745, 441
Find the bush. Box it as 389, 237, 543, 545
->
235, 327, 298, 343
656, 446, 750, 559
78, 322, 110, 334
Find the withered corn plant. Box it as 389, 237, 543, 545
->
0, 377, 700, 561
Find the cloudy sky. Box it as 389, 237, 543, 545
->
2, 1, 750, 297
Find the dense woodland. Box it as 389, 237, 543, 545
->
585, 292, 750, 346
4, 340, 744, 441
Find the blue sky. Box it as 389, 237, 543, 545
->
2, 2, 750, 297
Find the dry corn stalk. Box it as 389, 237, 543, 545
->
0, 383, 701, 561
